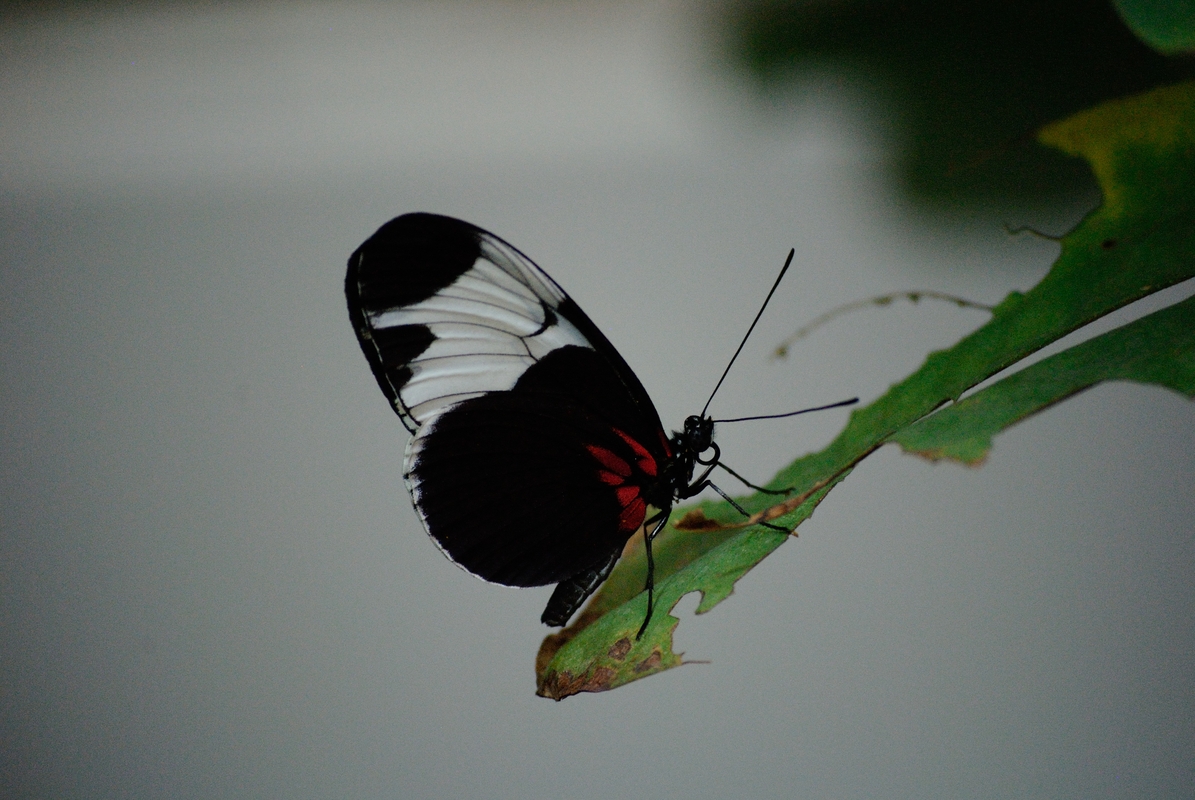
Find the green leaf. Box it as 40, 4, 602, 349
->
535, 81, 1195, 700
893, 295, 1195, 465
1114, 0, 1195, 54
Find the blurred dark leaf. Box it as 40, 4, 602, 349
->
1113, 0, 1195, 54
725, 0, 1192, 207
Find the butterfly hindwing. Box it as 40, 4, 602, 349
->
408, 372, 644, 586
347, 213, 671, 597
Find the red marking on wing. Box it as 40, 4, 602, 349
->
585, 444, 630, 477
617, 497, 647, 532
615, 485, 640, 506
612, 428, 659, 477
613, 428, 652, 460
597, 470, 625, 486
587, 436, 653, 532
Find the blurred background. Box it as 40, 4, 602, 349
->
2, 2, 1193, 798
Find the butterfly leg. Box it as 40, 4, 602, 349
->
636, 510, 671, 640
716, 461, 792, 495
686, 479, 791, 533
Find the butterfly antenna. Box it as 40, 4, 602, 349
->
713, 397, 859, 423
700, 248, 795, 418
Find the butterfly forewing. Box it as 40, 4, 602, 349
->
348, 214, 581, 431
347, 213, 671, 603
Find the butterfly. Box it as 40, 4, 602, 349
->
346, 213, 850, 634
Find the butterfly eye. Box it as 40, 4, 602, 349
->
682, 415, 715, 454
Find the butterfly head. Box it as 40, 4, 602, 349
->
680, 414, 715, 458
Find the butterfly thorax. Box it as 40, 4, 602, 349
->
645, 414, 715, 510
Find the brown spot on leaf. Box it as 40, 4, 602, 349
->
634, 650, 663, 673
536, 666, 617, 701
535, 603, 610, 676
902, 445, 947, 462
899, 441, 990, 467
1101, 238, 1117, 249
607, 638, 632, 661
674, 509, 725, 531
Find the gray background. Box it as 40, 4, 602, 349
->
2, 3, 1193, 798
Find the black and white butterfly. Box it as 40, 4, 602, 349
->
346, 213, 850, 633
